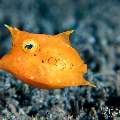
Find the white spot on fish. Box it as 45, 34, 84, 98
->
30, 76, 34, 80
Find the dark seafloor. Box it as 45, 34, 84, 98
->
0, 0, 120, 120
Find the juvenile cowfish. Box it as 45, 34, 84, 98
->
0, 25, 95, 89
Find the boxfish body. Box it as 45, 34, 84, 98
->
0, 25, 95, 89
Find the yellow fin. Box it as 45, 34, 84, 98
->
5, 24, 14, 32
87, 82, 96, 87
57, 29, 74, 45
4, 24, 19, 40
63, 30, 74, 45
4, 24, 19, 34
82, 80, 96, 87
63, 30, 74, 36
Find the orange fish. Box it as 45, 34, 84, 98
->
0, 25, 95, 89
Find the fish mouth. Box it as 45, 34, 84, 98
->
0, 52, 11, 71
0, 56, 3, 69
0, 57, 5, 70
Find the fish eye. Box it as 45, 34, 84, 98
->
24, 44, 33, 49
22, 39, 38, 53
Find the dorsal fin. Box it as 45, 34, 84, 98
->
56, 30, 74, 45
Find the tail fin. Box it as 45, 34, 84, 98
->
82, 80, 96, 87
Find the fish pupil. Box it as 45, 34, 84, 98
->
25, 44, 33, 49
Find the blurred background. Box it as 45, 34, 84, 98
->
0, 0, 120, 119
